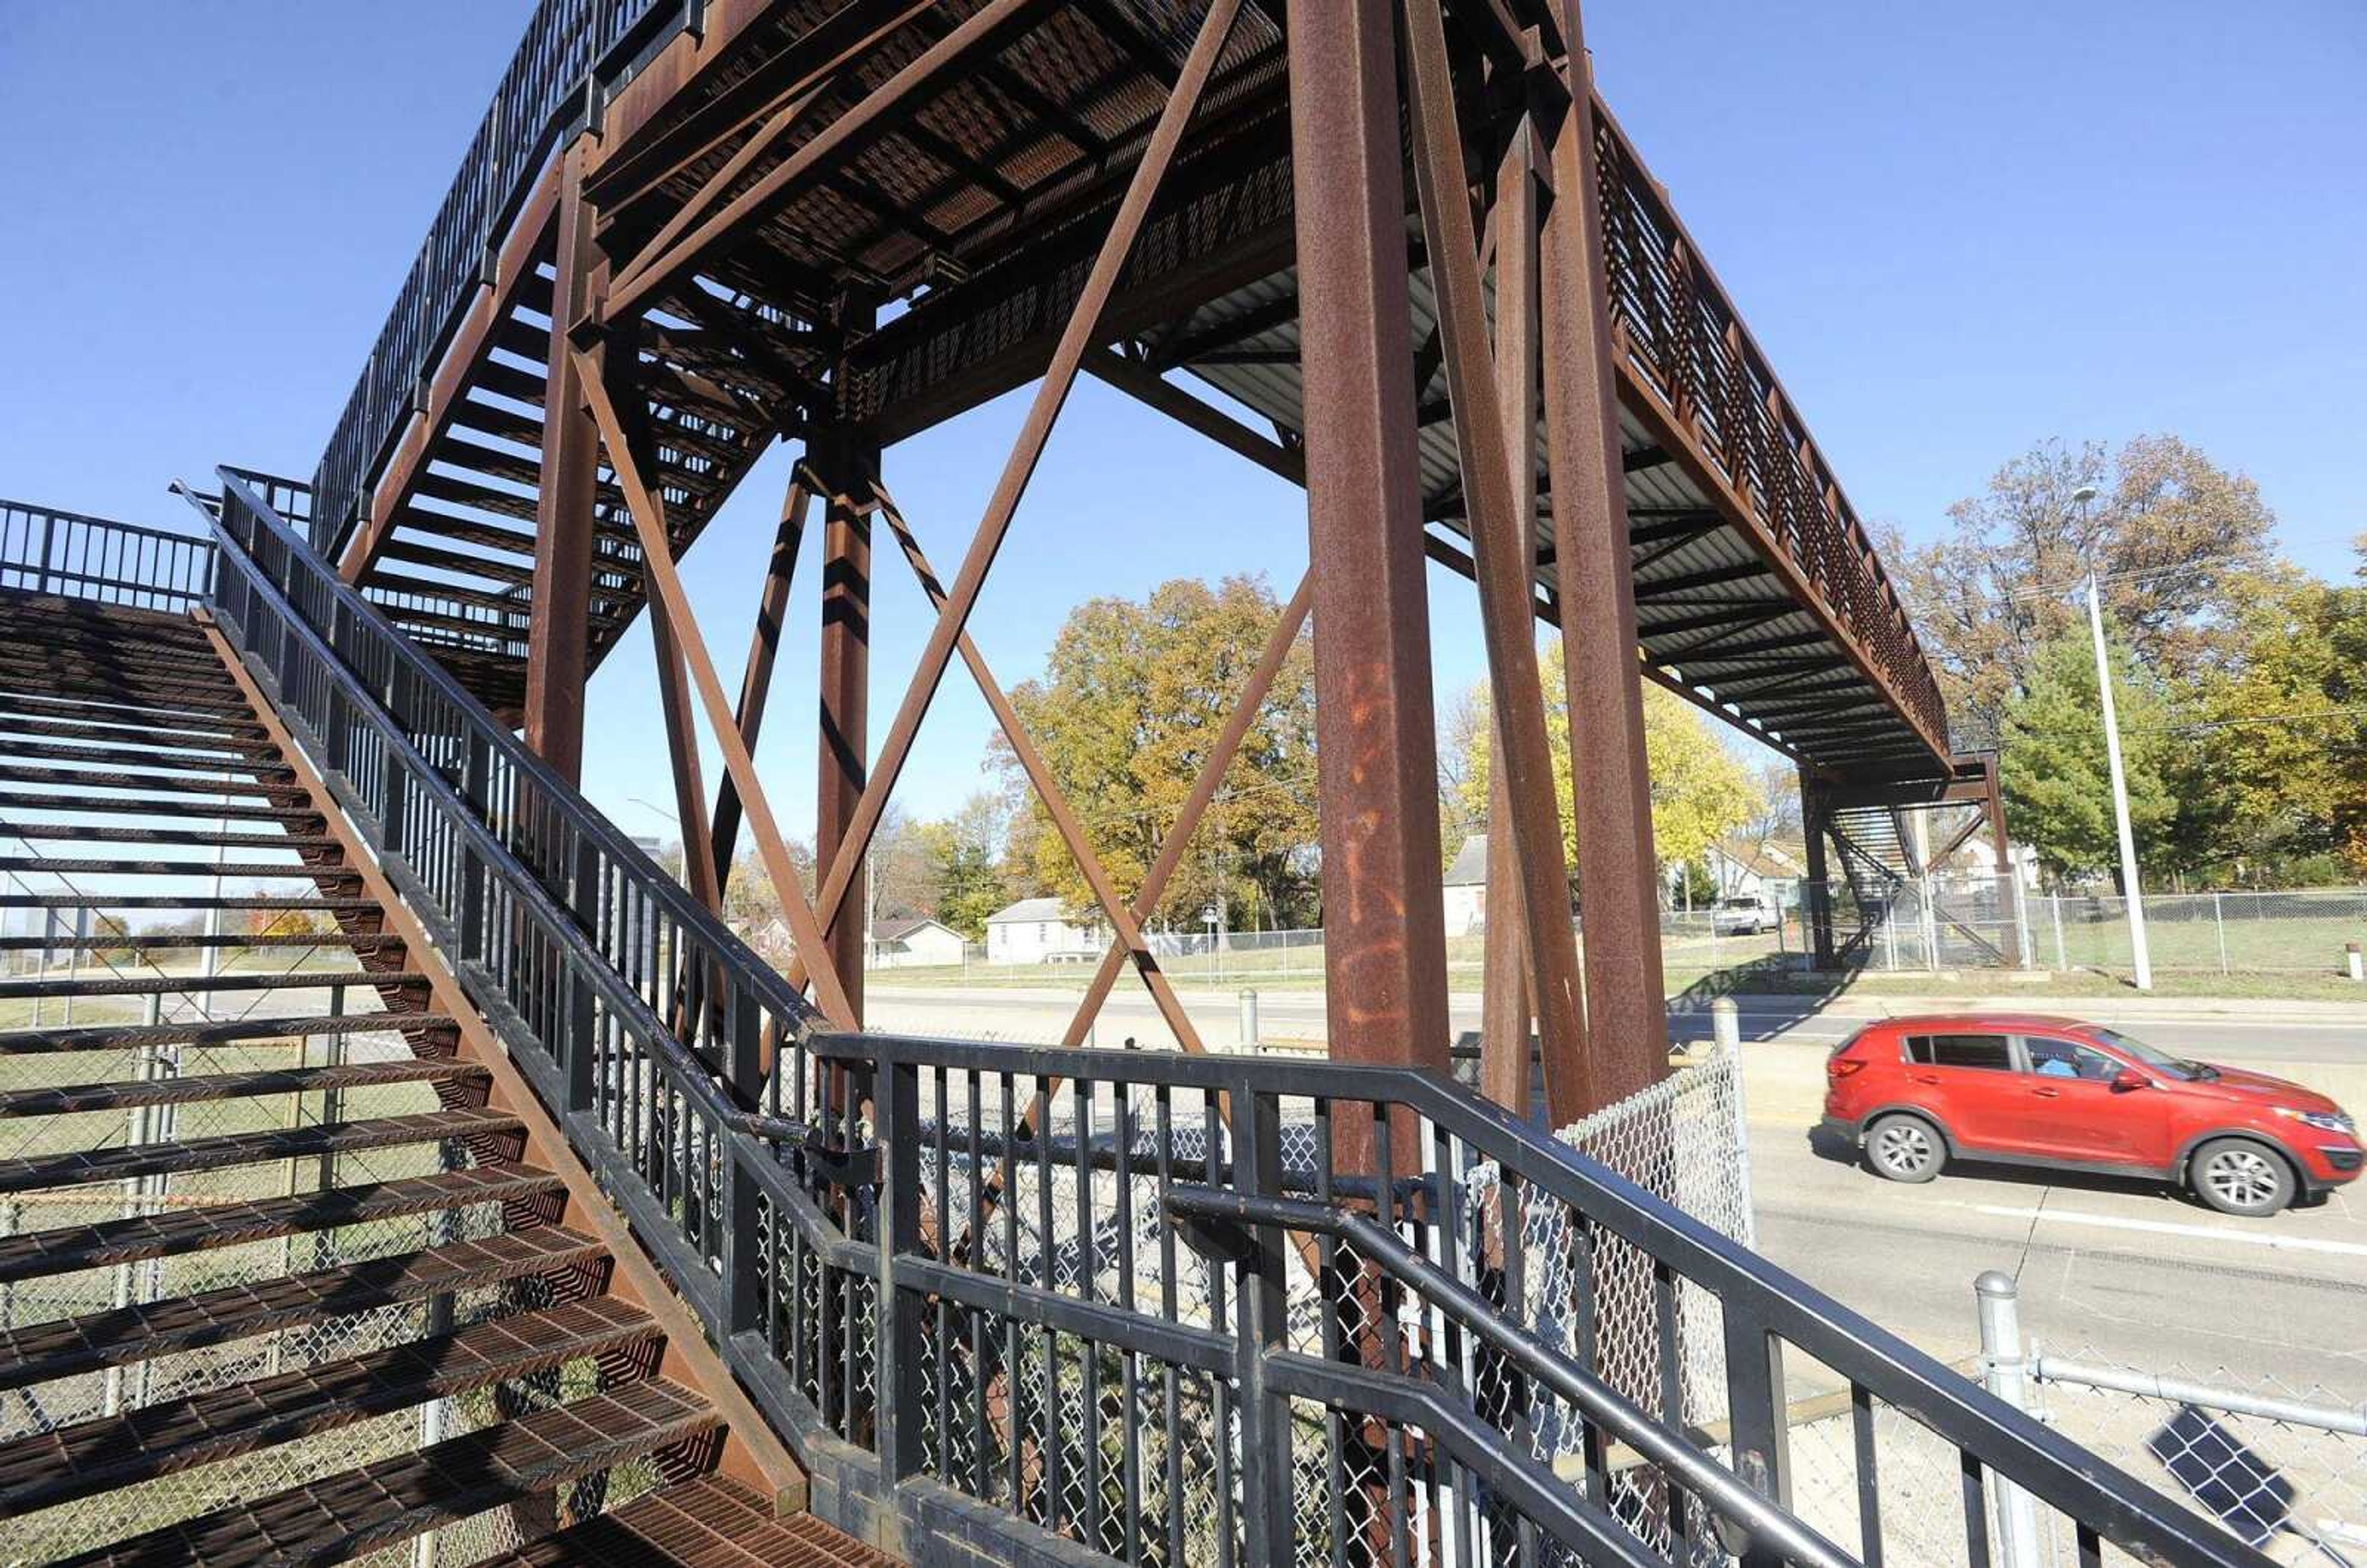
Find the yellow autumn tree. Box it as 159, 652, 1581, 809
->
1454, 639, 1762, 881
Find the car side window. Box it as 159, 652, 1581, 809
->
2022, 1037, 2120, 1080
1904, 1033, 2013, 1071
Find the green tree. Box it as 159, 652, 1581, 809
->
918, 793, 1012, 939
1455, 640, 1762, 886
998, 575, 1319, 930
1998, 630, 2177, 884
2180, 539, 2367, 878
1888, 436, 2281, 746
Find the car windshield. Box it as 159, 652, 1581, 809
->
1719, 899, 1758, 910
2089, 1026, 2207, 1082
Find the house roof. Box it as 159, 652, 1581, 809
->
1442, 834, 1489, 888
986, 896, 1073, 925
873, 915, 955, 943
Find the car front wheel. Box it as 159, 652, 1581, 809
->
2190, 1138, 2295, 1217
1866, 1114, 1944, 1184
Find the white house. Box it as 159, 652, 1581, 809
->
984, 897, 1104, 964
1441, 834, 1489, 936
869, 916, 966, 970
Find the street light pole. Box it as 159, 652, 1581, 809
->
2076, 484, 2152, 990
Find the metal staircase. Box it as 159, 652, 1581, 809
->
0, 505, 883, 1565
0, 480, 2262, 1564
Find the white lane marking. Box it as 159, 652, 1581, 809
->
1970, 1204, 2367, 1258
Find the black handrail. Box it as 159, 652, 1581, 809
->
1164, 1186, 1858, 1568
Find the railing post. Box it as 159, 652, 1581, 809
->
458, 733, 492, 960
873, 1036, 924, 1483
1230, 1079, 1296, 1568
1976, 1272, 2045, 1568
565, 833, 602, 1113
383, 755, 411, 862
1720, 1307, 1793, 1559
721, 992, 764, 1341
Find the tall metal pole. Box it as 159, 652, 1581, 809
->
2085, 570, 2152, 990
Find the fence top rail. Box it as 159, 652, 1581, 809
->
0, 499, 213, 549
832, 1024, 2260, 1566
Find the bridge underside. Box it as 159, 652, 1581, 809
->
317, 0, 1963, 1124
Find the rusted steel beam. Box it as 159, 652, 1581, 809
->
1084, 351, 1306, 486
783, 0, 1246, 990
1799, 777, 1837, 967
1054, 571, 1314, 1052
522, 139, 605, 785
648, 553, 723, 913
868, 489, 1208, 1056
1291, 0, 1452, 1080
814, 422, 877, 1024
601, 0, 1061, 324
577, 356, 859, 1029
709, 468, 812, 880
1479, 115, 1543, 1121
1404, 0, 1589, 1121
589, 0, 938, 216
1538, 4, 1670, 1103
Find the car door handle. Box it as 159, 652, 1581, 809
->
2030, 1087, 2061, 1098
1910, 1073, 1940, 1085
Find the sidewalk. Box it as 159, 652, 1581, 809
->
1673, 990, 2367, 1023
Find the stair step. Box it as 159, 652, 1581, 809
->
0, 740, 288, 774
0, 1299, 660, 1519
0, 793, 321, 822
0, 1058, 487, 1118
0, 823, 338, 852
0, 1010, 452, 1055
485, 1477, 898, 1568
54, 1378, 714, 1568
0, 680, 250, 719
1, 690, 249, 732
0, 717, 272, 754
0, 1106, 520, 1194
0, 891, 359, 910
0, 764, 292, 798
0, 856, 360, 879
0, 1162, 564, 1284
0, 1225, 606, 1393
0, 932, 393, 953
0, 968, 414, 1002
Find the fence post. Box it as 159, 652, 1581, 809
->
873, 1037, 925, 1484
2050, 895, 2066, 972
1974, 1272, 2045, 1568
1230, 1080, 1296, 1568
1238, 989, 1259, 1050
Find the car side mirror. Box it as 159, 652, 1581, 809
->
2110, 1070, 2151, 1093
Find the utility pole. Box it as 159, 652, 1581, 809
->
2077, 484, 2152, 990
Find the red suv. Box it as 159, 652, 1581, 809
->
1821, 1013, 2361, 1216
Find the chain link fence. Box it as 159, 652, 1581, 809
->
1774, 1274, 2367, 1567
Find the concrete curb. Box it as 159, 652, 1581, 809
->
1672, 992, 2367, 1022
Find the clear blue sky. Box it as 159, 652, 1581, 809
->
4, 2, 2361, 846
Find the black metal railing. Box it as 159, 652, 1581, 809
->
179, 470, 2260, 1568
0, 499, 215, 613
309, 0, 694, 557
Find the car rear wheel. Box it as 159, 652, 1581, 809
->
2190, 1138, 2295, 1217
1866, 1114, 1944, 1183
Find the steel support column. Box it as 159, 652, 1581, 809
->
1539, 2, 1669, 1102
1800, 776, 1838, 969
1290, 0, 1450, 1077
1977, 754, 2022, 965
523, 137, 603, 783
814, 423, 878, 1024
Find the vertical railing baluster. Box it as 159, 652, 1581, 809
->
1850, 1381, 1884, 1568
875, 1037, 922, 1483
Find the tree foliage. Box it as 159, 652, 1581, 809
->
997, 575, 1319, 930
1453, 640, 1763, 884
1998, 629, 2177, 883
1888, 436, 2279, 748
